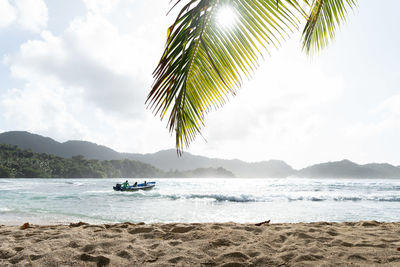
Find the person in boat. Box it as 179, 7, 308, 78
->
144, 181, 147, 186
122, 180, 129, 190
133, 182, 137, 187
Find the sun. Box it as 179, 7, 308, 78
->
216, 6, 237, 29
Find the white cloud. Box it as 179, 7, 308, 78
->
1, 81, 89, 140
336, 93, 400, 166
0, 0, 17, 28
347, 94, 400, 138
83, 0, 120, 15
374, 94, 400, 116
0, 0, 172, 153
15, 0, 48, 32
6, 15, 149, 116
189, 43, 344, 166
0, 0, 48, 32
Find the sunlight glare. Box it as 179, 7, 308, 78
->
216, 6, 237, 29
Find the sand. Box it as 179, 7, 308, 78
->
1, 221, 400, 266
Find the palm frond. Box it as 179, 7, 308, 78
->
302, 0, 357, 55
147, 0, 305, 154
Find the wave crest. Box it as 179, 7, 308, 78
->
166, 193, 257, 202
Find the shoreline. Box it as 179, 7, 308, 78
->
1, 221, 400, 266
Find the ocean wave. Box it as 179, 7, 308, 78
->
164, 194, 257, 202
30, 196, 48, 200
0, 207, 14, 213
156, 193, 400, 203
334, 196, 400, 202
197, 194, 257, 202
289, 196, 400, 202
310, 197, 325, 201
333, 197, 362, 201
287, 196, 326, 202
375, 197, 400, 202
65, 181, 85, 186
110, 192, 258, 202
54, 195, 82, 200
288, 197, 304, 201
83, 190, 110, 194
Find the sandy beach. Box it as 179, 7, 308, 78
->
0, 221, 399, 266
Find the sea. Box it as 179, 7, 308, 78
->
1, 178, 400, 225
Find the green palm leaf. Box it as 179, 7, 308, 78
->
302, 0, 357, 54
147, 0, 357, 154
147, 0, 305, 153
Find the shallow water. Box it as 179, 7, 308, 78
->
1, 178, 400, 224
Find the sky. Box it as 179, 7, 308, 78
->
0, 0, 399, 169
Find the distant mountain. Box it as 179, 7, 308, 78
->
297, 159, 400, 178
0, 131, 294, 177
0, 144, 234, 178
165, 167, 234, 178
0, 131, 123, 160
1, 131, 399, 178
129, 149, 294, 177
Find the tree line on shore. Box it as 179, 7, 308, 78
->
0, 144, 233, 178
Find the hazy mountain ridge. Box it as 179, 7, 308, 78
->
297, 160, 400, 178
0, 131, 124, 160
127, 149, 294, 178
1, 131, 400, 178
0, 131, 293, 177
0, 144, 234, 178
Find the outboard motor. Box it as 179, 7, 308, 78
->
113, 183, 122, 191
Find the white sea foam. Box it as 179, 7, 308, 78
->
0, 207, 14, 213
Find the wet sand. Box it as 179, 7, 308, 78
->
1, 221, 400, 266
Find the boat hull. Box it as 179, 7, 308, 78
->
113, 182, 156, 191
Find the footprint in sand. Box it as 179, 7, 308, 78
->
8, 255, 24, 264
29, 254, 43, 261
220, 262, 247, 267
211, 238, 233, 247
329, 239, 353, 247
348, 254, 367, 261
294, 254, 324, 262
279, 251, 296, 262
326, 230, 339, 236
67, 240, 81, 248
170, 226, 195, 233
252, 256, 281, 266
167, 255, 193, 263
218, 251, 249, 263
82, 244, 96, 252
128, 227, 153, 234
116, 250, 131, 259
388, 256, 400, 262
296, 232, 313, 239
0, 248, 15, 259
148, 243, 160, 249
168, 241, 182, 246
79, 253, 110, 266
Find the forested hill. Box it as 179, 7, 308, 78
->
1, 131, 400, 178
0, 144, 162, 178
0, 145, 234, 178
0, 131, 294, 177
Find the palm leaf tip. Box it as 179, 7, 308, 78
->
147, 0, 307, 154
301, 0, 358, 55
